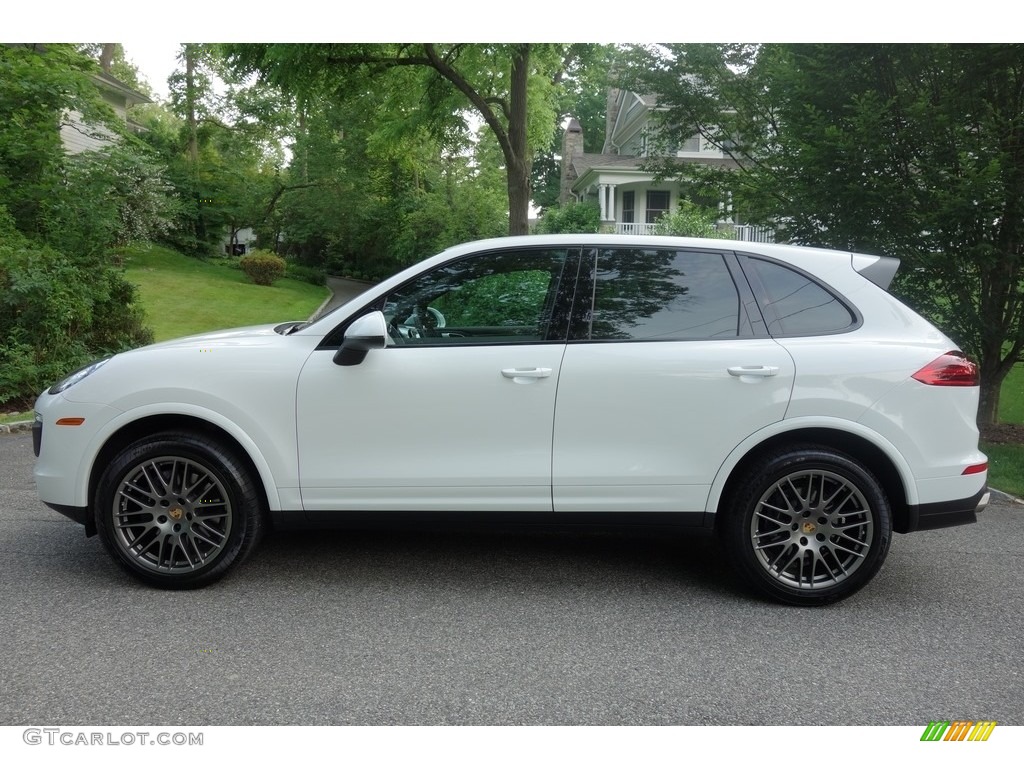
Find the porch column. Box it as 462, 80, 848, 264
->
605, 184, 616, 223
598, 184, 609, 220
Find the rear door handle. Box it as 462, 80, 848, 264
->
501, 367, 552, 380
727, 365, 779, 378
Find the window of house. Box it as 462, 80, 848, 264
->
645, 190, 671, 224
622, 191, 635, 224
588, 249, 742, 341
680, 134, 701, 153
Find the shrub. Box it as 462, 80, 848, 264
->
239, 250, 286, 286
651, 200, 731, 238
0, 224, 152, 406
285, 261, 326, 286
535, 202, 601, 234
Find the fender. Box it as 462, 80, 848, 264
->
76, 401, 292, 511
704, 415, 918, 519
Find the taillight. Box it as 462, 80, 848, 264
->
912, 352, 979, 386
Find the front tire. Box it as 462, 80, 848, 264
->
95, 432, 265, 589
722, 445, 892, 606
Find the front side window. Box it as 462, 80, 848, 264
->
586, 249, 742, 341
384, 249, 570, 345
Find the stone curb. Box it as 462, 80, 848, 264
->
989, 488, 1024, 505
308, 291, 334, 321
0, 420, 33, 434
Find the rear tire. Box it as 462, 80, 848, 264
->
721, 445, 892, 606
94, 432, 265, 589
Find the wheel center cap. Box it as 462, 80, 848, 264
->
802, 521, 817, 534
169, 507, 184, 521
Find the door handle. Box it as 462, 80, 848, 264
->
727, 365, 779, 378
501, 367, 552, 380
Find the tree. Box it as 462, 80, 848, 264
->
624, 44, 1024, 425
0, 44, 152, 405
531, 44, 617, 212
224, 44, 589, 236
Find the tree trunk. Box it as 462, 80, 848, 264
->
99, 44, 116, 74
506, 45, 531, 236
978, 354, 1013, 427
184, 45, 199, 166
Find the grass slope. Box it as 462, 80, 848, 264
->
122, 244, 328, 342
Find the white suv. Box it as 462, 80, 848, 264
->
32, 235, 989, 604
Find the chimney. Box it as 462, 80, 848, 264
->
603, 86, 621, 154
559, 117, 584, 204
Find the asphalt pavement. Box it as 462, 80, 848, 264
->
1, 431, 1022, 726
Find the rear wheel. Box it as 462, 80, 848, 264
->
722, 445, 892, 606
94, 432, 265, 589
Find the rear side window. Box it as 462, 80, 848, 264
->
588, 249, 742, 341
747, 257, 855, 336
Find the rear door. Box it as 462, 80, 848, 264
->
552, 246, 795, 518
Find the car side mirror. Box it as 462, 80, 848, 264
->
334, 311, 388, 366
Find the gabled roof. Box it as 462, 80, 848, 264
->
571, 153, 645, 176
92, 70, 151, 107
570, 152, 739, 193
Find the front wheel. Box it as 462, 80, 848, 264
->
721, 446, 892, 606
94, 432, 265, 589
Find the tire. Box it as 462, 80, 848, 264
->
94, 432, 265, 589
721, 445, 892, 606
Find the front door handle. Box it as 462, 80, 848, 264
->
727, 365, 779, 378
501, 367, 552, 381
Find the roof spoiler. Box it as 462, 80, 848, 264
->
852, 253, 900, 290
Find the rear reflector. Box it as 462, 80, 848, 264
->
912, 352, 979, 386
963, 463, 988, 476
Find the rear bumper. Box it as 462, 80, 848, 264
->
44, 502, 96, 536
898, 487, 989, 533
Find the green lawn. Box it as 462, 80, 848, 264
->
981, 443, 1024, 498
998, 363, 1024, 423
122, 244, 329, 342
1, 410, 33, 425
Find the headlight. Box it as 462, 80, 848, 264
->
48, 358, 111, 395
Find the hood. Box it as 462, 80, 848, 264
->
131, 323, 298, 352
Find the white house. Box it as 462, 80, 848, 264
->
59, 70, 150, 154
559, 88, 772, 242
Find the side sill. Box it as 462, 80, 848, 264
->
897, 487, 988, 534
271, 509, 707, 532
44, 502, 97, 537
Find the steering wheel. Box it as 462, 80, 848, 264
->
407, 306, 446, 338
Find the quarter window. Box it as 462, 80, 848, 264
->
747, 257, 855, 335
587, 249, 742, 341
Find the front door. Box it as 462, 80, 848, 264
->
296, 247, 575, 516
